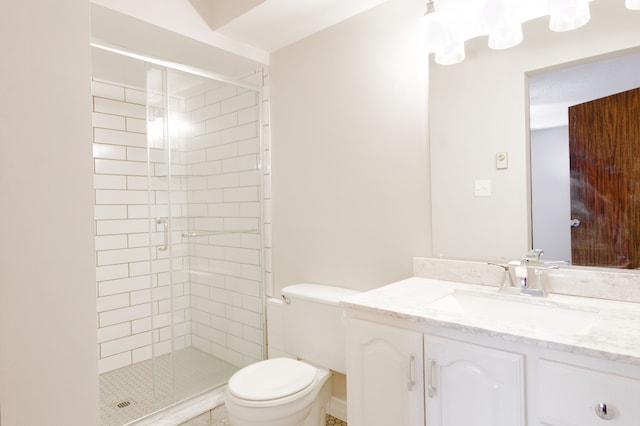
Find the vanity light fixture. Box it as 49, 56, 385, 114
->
425, 0, 638, 65
627, 0, 640, 10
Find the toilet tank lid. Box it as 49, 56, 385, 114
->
281, 283, 360, 306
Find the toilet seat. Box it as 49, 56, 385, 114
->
228, 358, 317, 401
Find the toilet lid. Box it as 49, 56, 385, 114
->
227, 358, 317, 401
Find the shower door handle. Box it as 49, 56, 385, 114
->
156, 218, 168, 251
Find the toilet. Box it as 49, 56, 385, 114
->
225, 283, 360, 426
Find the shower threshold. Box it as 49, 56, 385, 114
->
126, 386, 228, 426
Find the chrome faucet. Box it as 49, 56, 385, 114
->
514, 259, 530, 290
500, 249, 558, 297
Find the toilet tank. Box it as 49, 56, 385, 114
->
281, 284, 360, 375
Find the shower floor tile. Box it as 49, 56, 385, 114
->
100, 347, 238, 426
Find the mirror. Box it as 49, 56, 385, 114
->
429, 0, 640, 267
530, 51, 640, 267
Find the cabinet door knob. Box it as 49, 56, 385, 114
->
595, 402, 614, 420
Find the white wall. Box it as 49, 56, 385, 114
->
0, 0, 98, 424
430, 0, 640, 262
270, 0, 431, 294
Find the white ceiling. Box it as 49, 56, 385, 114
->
91, 0, 640, 127
91, 0, 390, 64
214, 0, 390, 52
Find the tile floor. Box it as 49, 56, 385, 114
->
100, 347, 237, 425
325, 416, 348, 426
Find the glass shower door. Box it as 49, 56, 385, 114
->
145, 64, 265, 411
94, 45, 264, 425
146, 64, 179, 409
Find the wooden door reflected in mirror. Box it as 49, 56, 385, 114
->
569, 87, 640, 268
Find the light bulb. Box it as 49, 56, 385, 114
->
425, 10, 449, 52
626, 0, 640, 10
549, 0, 590, 32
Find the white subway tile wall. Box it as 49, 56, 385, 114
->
93, 74, 267, 375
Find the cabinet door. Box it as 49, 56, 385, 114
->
346, 319, 424, 426
538, 359, 640, 425
425, 335, 525, 426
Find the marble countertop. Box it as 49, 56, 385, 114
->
341, 277, 640, 366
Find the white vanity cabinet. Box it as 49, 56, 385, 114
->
343, 276, 640, 426
424, 335, 525, 426
346, 316, 640, 426
346, 319, 425, 426
346, 318, 525, 426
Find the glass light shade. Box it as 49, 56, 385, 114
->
425, 11, 449, 52
626, 0, 640, 9
549, 0, 590, 32
488, 23, 523, 49
425, 11, 455, 52
484, 0, 523, 49
426, 6, 465, 65
434, 41, 466, 65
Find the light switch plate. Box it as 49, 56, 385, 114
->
496, 152, 508, 169
474, 179, 491, 197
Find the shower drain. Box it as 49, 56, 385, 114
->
114, 399, 136, 409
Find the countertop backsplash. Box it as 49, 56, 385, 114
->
413, 257, 640, 304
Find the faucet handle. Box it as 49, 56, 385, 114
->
488, 262, 516, 290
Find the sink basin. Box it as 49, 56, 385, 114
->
426, 291, 599, 335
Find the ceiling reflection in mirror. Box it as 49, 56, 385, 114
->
530, 51, 640, 268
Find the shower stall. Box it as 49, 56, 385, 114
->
92, 46, 266, 425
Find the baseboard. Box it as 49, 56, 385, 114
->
327, 396, 347, 422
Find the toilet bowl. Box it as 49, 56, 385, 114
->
224, 284, 359, 426
225, 358, 331, 426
